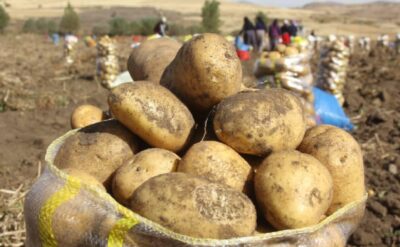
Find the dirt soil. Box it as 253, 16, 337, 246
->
345, 50, 400, 247
0, 34, 399, 246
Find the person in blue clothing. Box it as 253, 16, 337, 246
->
288, 20, 298, 38
255, 16, 267, 52
241, 17, 257, 50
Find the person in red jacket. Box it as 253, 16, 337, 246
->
281, 20, 291, 45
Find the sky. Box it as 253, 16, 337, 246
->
241, 0, 400, 8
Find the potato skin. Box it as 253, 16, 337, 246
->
52, 197, 97, 246
213, 89, 306, 156
127, 38, 181, 83
70, 104, 103, 129
161, 33, 242, 112
312, 225, 347, 247
62, 168, 106, 191
54, 120, 138, 185
298, 125, 365, 214
178, 141, 251, 191
255, 150, 333, 230
112, 148, 179, 205
108, 82, 195, 152
130, 173, 256, 239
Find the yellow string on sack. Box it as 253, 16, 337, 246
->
108, 217, 139, 247
38, 177, 81, 247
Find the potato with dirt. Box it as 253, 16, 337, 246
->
61, 168, 106, 191
112, 148, 180, 205
254, 150, 333, 230
70, 104, 104, 129
54, 120, 138, 185
160, 33, 242, 112
298, 125, 365, 214
213, 88, 306, 156
178, 141, 252, 191
130, 172, 256, 239
108, 82, 195, 152
127, 38, 181, 83
51, 196, 98, 246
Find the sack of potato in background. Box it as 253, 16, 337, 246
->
316, 39, 350, 106
254, 40, 317, 126
25, 34, 366, 247
63, 34, 78, 64
96, 35, 120, 89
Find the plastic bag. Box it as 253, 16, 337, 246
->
313, 87, 354, 131
24, 129, 366, 247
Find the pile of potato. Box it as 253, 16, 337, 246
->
254, 43, 316, 126
316, 40, 350, 105
58, 34, 365, 241
96, 35, 120, 89
127, 37, 181, 84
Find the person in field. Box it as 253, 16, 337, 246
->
281, 20, 291, 45
268, 19, 281, 50
241, 16, 257, 50
255, 16, 267, 52
154, 17, 168, 36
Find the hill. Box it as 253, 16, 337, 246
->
2, 0, 400, 36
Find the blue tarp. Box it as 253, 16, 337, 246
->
313, 87, 354, 131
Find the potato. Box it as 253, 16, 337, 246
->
130, 173, 256, 239
161, 33, 242, 112
284, 46, 299, 56
276, 44, 286, 53
127, 38, 181, 83
54, 120, 138, 185
312, 225, 347, 247
254, 150, 333, 230
298, 125, 365, 214
112, 148, 179, 205
108, 82, 195, 152
213, 89, 306, 156
52, 197, 97, 246
178, 141, 251, 191
62, 168, 106, 191
70, 104, 103, 129
268, 51, 282, 61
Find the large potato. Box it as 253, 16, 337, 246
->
130, 173, 256, 239
178, 141, 251, 191
161, 33, 242, 112
108, 82, 195, 152
112, 148, 180, 205
255, 150, 333, 230
127, 38, 181, 83
54, 120, 138, 185
70, 104, 103, 129
213, 89, 306, 156
298, 125, 365, 214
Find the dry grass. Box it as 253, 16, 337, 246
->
0, 162, 41, 247
0, 184, 27, 247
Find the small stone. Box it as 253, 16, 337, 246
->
388, 164, 398, 175
368, 189, 376, 197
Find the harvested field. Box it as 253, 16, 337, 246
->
0, 34, 399, 246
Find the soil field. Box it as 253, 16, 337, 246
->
0, 34, 399, 246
